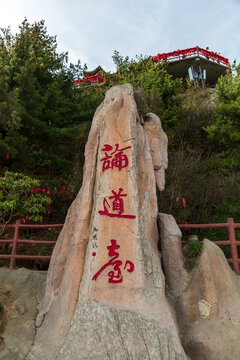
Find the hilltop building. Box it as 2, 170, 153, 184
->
73, 66, 104, 85
152, 46, 230, 86
73, 46, 230, 86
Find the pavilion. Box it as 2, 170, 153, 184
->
73, 46, 230, 86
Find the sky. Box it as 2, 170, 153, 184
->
0, 0, 240, 72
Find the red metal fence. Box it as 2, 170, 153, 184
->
0, 219, 63, 270
179, 217, 240, 275
0, 217, 239, 274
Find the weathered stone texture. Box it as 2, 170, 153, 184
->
159, 213, 240, 360
0, 268, 46, 360
28, 84, 187, 360
143, 113, 168, 192
57, 301, 185, 360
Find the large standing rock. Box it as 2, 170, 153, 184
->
159, 213, 240, 360
27, 84, 188, 360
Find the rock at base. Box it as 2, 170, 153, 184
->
0, 268, 46, 360
57, 300, 185, 360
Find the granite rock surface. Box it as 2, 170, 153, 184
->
0, 268, 46, 360
27, 84, 188, 360
159, 213, 240, 360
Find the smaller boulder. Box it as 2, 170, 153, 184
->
159, 213, 240, 360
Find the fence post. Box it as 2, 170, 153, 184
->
228, 217, 239, 275
10, 219, 20, 270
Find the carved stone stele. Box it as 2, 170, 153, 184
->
27, 84, 187, 360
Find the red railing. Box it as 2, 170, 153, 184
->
152, 46, 230, 68
0, 218, 239, 274
179, 217, 240, 274
73, 46, 230, 86
0, 220, 63, 270
73, 73, 104, 85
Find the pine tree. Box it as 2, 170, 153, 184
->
0, 19, 86, 177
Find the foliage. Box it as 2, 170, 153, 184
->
212, 183, 240, 223
0, 19, 88, 178
159, 87, 216, 222
204, 64, 240, 145
161, 74, 240, 225
109, 54, 240, 227
112, 50, 129, 69
0, 171, 51, 234
0, 19, 107, 221
109, 52, 182, 128
184, 240, 203, 271
40, 245, 53, 256
186, 241, 203, 258
174, 85, 216, 148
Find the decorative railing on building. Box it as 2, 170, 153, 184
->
0, 217, 239, 274
152, 46, 230, 68
73, 73, 104, 85
73, 46, 231, 86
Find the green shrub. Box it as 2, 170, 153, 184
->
0, 171, 52, 234
186, 241, 203, 258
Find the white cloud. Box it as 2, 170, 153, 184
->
0, 0, 239, 71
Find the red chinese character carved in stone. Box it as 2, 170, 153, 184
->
100, 143, 131, 172
92, 239, 135, 283
98, 188, 136, 219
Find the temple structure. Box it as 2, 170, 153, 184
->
73, 46, 230, 86
73, 65, 104, 85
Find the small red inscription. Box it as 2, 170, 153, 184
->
100, 143, 131, 172
98, 188, 136, 219
92, 239, 135, 283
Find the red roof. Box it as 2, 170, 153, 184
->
73, 73, 104, 85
